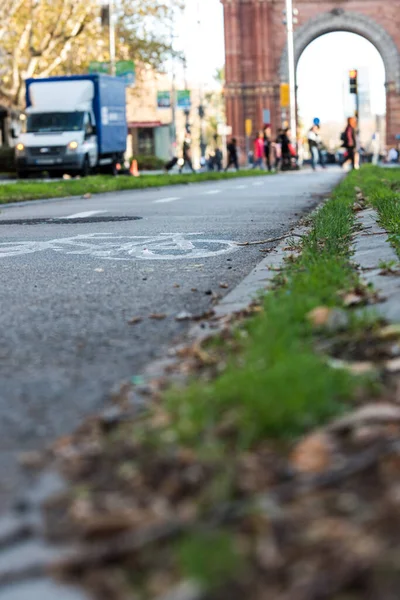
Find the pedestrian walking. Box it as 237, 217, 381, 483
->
263, 125, 272, 171
274, 129, 283, 171
214, 147, 223, 171
308, 124, 320, 171
225, 137, 239, 171
341, 117, 357, 170
253, 131, 264, 169
388, 147, 399, 164
179, 135, 195, 173
281, 128, 291, 170
371, 133, 380, 165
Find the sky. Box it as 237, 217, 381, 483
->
177, 4, 386, 122
175, 0, 225, 86
297, 32, 386, 126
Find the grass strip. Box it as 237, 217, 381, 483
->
165, 173, 363, 446
355, 165, 400, 256
0, 169, 272, 205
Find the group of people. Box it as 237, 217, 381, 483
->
174, 116, 363, 174
252, 126, 297, 172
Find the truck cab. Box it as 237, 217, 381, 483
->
16, 75, 127, 178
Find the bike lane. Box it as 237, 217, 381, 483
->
0, 169, 343, 511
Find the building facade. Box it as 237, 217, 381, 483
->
222, 0, 400, 148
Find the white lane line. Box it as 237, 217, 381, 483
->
64, 210, 107, 219
154, 196, 180, 204
203, 189, 221, 195
252, 181, 264, 186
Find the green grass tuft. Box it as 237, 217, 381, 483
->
0, 170, 273, 204
176, 531, 243, 587
165, 174, 363, 446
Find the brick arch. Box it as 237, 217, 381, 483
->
279, 11, 400, 90
222, 0, 400, 150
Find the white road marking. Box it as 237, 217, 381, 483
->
235, 185, 246, 189
154, 196, 180, 204
64, 210, 107, 219
252, 181, 264, 186
0, 232, 240, 261
203, 189, 221, 195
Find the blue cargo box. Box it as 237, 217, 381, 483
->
25, 74, 127, 156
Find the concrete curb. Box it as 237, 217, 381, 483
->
353, 208, 400, 322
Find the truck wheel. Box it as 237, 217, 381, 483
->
17, 170, 29, 179
80, 156, 91, 178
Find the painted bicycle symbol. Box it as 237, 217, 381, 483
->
0, 233, 239, 261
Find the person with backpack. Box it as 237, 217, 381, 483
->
341, 117, 358, 170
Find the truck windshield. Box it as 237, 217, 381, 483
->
26, 112, 84, 133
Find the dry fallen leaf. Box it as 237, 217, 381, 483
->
128, 316, 142, 325
307, 306, 331, 326
328, 358, 376, 375
18, 450, 46, 469
343, 292, 364, 307
329, 403, 400, 432
173, 283, 180, 288
149, 313, 167, 320
378, 325, 400, 340
191, 287, 198, 292
82, 192, 92, 199
290, 432, 336, 474
219, 282, 229, 289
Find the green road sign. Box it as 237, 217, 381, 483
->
177, 90, 191, 109
89, 60, 135, 86
157, 91, 171, 108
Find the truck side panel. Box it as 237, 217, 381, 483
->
96, 75, 127, 156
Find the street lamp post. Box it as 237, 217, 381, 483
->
285, 0, 297, 142
109, 0, 116, 76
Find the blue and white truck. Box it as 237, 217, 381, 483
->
15, 74, 127, 178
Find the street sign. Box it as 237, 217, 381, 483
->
280, 83, 290, 108
177, 90, 191, 109
89, 61, 109, 74
89, 60, 136, 86
245, 118, 252, 137
157, 91, 171, 108
263, 109, 271, 125
116, 60, 135, 86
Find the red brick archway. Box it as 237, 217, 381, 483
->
222, 0, 400, 150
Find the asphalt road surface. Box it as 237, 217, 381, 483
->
0, 168, 343, 510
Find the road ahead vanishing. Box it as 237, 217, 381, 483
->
0, 169, 343, 510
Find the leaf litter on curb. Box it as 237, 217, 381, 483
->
23, 291, 400, 600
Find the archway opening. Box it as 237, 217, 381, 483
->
296, 32, 386, 155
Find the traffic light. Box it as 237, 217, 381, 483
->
349, 69, 358, 94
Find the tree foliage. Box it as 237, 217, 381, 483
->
0, 0, 181, 108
